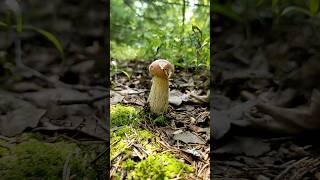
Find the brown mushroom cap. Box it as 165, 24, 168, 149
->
149, 59, 174, 79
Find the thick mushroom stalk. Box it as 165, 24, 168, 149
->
148, 59, 174, 114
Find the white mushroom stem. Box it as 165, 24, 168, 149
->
147, 59, 174, 114
148, 76, 169, 114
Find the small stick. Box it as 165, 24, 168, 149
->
275, 157, 309, 180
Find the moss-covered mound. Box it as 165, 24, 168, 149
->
0, 135, 96, 179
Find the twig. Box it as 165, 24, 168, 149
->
63, 151, 73, 180
274, 157, 309, 180
91, 147, 110, 165
290, 157, 320, 180
33, 126, 106, 141
110, 140, 135, 162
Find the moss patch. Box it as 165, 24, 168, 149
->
111, 126, 193, 179
110, 126, 159, 159
110, 104, 140, 127
0, 135, 96, 179
127, 153, 193, 179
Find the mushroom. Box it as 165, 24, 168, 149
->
148, 59, 174, 114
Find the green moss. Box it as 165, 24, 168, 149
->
110, 126, 159, 159
110, 104, 140, 127
0, 140, 9, 157
0, 138, 96, 179
111, 127, 193, 179
127, 153, 193, 179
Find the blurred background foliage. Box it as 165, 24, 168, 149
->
211, 0, 320, 26
110, 0, 210, 69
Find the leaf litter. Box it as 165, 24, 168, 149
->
110, 60, 210, 179
212, 9, 320, 179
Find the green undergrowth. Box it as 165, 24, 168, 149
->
110, 105, 193, 179
111, 41, 145, 61
153, 114, 169, 126
0, 133, 96, 179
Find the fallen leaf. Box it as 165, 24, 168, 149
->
173, 131, 205, 144
214, 136, 270, 157
0, 93, 46, 137
23, 88, 90, 108
169, 90, 187, 106
213, 100, 257, 139
110, 91, 124, 105
117, 89, 139, 96
183, 148, 201, 157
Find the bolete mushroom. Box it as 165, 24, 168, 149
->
148, 59, 174, 114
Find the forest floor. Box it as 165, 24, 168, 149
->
110, 60, 210, 179
211, 14, 320, 179
0, 0, 108, 179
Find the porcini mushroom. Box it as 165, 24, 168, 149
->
148, 59, 174, 114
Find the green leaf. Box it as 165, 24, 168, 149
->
310, 0, 320, 16
281, 6, 311, 16
27, 26, 65, 60
121, 70, 131, 80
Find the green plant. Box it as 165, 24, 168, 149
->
110, 58, 131, 81
110, 0, 210, 69
154, 115, 169, 126
0, 0, 64, 61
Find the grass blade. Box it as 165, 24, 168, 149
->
28, 26, 65, 61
